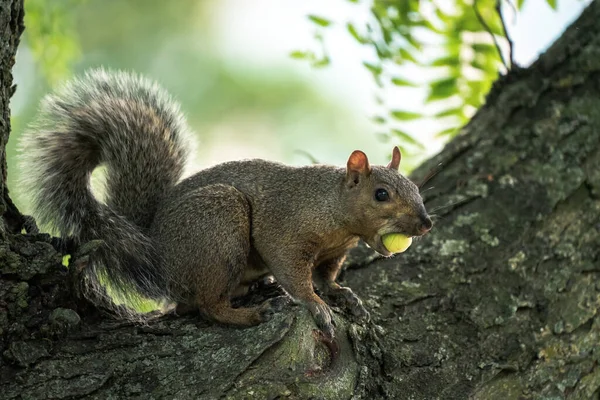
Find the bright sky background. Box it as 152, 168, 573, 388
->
202, 0, 591, 167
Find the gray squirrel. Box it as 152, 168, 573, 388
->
18, 69, 432, 337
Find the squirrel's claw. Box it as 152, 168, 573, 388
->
325, 287, 371, 323
308, 302, 335, 339
338, 288, 371, 322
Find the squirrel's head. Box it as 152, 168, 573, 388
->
342, 146, 432, 257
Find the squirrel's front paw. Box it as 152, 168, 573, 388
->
307, 302, 335, 339
330, 287, 370, 322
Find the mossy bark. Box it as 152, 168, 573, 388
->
2, 1, 600, 399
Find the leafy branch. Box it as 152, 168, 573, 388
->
295, 0, 562, 154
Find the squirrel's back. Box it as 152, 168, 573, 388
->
18, 69, 196, 313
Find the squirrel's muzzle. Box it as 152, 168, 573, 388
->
417, 214, 433, 235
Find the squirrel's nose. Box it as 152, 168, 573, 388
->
419, 215, 433, 233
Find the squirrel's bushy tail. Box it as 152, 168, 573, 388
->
18, 68, 196, 315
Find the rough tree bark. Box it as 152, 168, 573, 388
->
2, 1, 600, 399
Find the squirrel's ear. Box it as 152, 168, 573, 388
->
387, 146, 401, 170
346, 150, 371, 186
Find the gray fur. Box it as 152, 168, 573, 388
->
18, 69, 195, 314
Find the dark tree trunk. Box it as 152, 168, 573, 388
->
2, 1, 600, 399
1, 0, 24, 229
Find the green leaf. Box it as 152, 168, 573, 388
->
517, 0, 527, 9
312, 56, 331, 68
470, 58, 485, 71
289, 51, 309, 60
347, 23, 367, 44
374, 41, 392, 59
434, 108, 464, 118
473, 52, 500, 75
465, 80, 489, 107
390, 110, 422, 121
434, 6, 452, 24
403, 33, 423, 51
472, 43, 499, 57
459, 7, 503, 36
430, 55, 460, 67
372, 115, 386, 124
382, 24, 393, 45
308, 15, 332, 27
435, 126, 460, 138
391, 77, 417, 87
399, 48, 418, 64
420, 19, 443, 35
363, 62, 383, 76
445, 38, 462, 56
391, 129, 425, 149
545, 0, 557, 10
426, 77, 458, 102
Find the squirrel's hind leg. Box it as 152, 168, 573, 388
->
204, 298, 276, 326
153, 184, 280, 327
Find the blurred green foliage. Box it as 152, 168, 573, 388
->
24, 0, 84, 86
16, 0, 568, 186
12, 0, 379, 211
297, 0, 563, 148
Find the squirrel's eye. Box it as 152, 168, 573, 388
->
375, 188, 389, 202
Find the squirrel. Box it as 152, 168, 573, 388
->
18, 69, 433, 338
